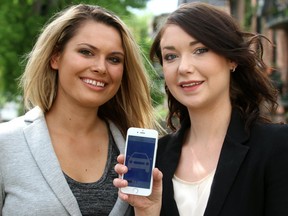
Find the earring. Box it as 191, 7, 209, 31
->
231, 67, 236, 72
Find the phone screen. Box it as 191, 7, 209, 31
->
123, 135, 156, 189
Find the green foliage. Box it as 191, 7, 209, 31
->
123, 13, 165, 107
243, 0, 257, 31
0, 0, 164, 109
0, 1, 48, 101
75, 0, 147, 16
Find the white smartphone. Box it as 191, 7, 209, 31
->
121, 127, 158, 196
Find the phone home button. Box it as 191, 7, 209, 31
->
133, 188, 138, 194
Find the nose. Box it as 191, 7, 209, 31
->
92, 58, 106, 74
178, 54, 194, 75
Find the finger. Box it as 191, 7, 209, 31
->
153, 168, 163, 181
113, 178, 128, 188
117, 154, 125, 163
152, 168, 163, 196
118, 190, 138, 207
118, 192, 139, 207
118, 190, 129, 202
114, 163, 128, 175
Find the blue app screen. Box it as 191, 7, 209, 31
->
124, 135, 156, 189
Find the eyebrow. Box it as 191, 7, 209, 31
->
78, 43, 125, 56
162, 40, 201, 50
189, 41, 200, 46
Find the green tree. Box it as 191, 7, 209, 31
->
0, 0, 157, 106
0, 0, 47, 102
124, 13, 164, 107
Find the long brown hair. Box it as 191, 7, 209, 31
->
150, 2, 278, 131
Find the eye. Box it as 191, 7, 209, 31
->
194, 47, 209, 55
163, 53, 177, 61
79, 49, 93, 56
108, 56, 123, 64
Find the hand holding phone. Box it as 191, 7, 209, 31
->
121, 127, 158, 196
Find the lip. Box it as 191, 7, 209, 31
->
178, 80, 204, 88
81, 77, 107, 88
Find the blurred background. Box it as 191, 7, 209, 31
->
0, 0, 287, 124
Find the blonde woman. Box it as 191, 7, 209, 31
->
0, 4, 161, 216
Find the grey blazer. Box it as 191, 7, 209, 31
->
0, 106, 130, 216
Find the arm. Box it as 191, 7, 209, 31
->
113, 154, 162, 216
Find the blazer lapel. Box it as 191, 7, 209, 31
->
158, 120, 189, 216
23, 107, 81, 216
204, 110, 250, 216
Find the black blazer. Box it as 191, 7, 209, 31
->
157, 110, 288, 216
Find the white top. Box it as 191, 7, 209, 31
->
172, 170, 215, 216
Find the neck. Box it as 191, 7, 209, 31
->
186, 103, 232, 147
45, 102, 103, 136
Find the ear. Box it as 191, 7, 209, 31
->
50, 53, 60, 70
229, 60, 237, 72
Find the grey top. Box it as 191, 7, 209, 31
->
0, 106, 131, 216
64, 128, 119, 215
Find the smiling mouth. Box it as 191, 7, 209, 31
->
82, 78, 105, 87
181, 81, 203, 87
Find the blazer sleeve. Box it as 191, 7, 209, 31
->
265, 126, 288, 215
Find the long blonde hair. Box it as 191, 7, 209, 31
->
20, 4, 159, 135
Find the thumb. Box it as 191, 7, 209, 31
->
152, 168, 163, 194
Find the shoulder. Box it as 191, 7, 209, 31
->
251, 122, 288, 142
158, 133, 177, 147
247, 122, 288, 162
158, 120, 190, 149
0, 106, 44, 139
250, 123, 288, 197
157, 130, 183, 158
158, 121, 190, 155
0, 115, 26, 137
159, 131, 178, 144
